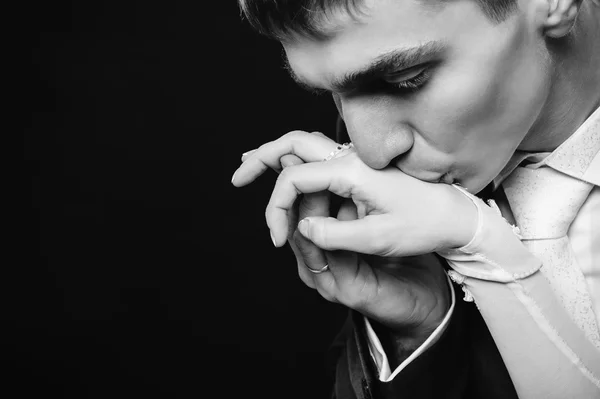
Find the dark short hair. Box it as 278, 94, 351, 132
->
238, 0, 518, 41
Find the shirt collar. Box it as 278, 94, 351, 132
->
493, 105, 600, 190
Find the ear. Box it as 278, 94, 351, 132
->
543, 0, 583, 38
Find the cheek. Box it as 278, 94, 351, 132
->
408, 60, 550, 192
414, 28, 550, 179
414, 70, 511, 155
426, 65, 545, 146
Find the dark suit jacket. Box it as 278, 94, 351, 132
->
327, 288, 519, 399
329, 118, 519, 399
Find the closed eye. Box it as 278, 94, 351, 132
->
382, 65, 431, 93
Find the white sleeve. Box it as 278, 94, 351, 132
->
435, 185, 600, 398
363, 275, 456, 382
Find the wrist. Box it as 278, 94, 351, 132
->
370, 281, 451, 369
369, 320, 430, 369
437, 184, 478, 249
436, 185, 542, 283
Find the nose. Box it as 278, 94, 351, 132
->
340, 97, 414, 170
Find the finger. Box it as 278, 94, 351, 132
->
311, 250, 362, 305
292, 191, 330, 288
240, 139, 331, 163
337, 199, 358, 221
287, 197, 302, 241
307, 199, 359, 301
297, 214, 397, 255
306, 200, 384, 308
286, 228, 317, 289
286, 196, 316, 288
310, 131, 329, 139
298, 191, 330, 221
280, 154, 304, 169
284, 198, 316, 288
240, 149, 257, 162
232, 131, 337, 187
292, 229, 326, 290
266, 156, 361, 245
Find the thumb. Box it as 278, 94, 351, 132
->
297, 215, 390, 255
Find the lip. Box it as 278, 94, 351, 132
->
439, 173, 455, 184
402, 170, 446, 183
399, 169, 454, 184
394, 160, 454, 184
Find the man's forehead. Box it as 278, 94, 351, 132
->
282, 0, 450, 92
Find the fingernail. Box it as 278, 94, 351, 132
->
231, 170, 237, 184
270, 231, 277, 247
298, 218, 309, 237
241, 149, 257, 160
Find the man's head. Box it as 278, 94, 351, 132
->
240, 0, 588, 193
239, 0, 518, 41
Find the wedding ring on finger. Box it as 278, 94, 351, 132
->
306, 263, 330, 274
324, 142, 354, 161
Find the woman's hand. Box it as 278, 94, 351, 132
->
232, 131, 478, 258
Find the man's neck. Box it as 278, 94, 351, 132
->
519, 2, 600, 152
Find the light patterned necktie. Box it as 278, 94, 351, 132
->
502, 164, 600, 348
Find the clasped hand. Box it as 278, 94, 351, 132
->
232, 131, 477, 343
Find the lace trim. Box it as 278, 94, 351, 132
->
447, 270, 474, 302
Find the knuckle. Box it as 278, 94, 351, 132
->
292, 231, 312, 258
301, 277, 316, 290
298, 198, 314, 214
341, 275, 370, 310
342, 293, 366, 311
315, 283, 336, 303
284, 130, 308, 140
256, 141, 272, 153
299, 194, 324, 215
287, 211, 300, 239
297, 263, 316, 289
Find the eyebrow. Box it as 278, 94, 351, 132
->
284, 40, 447, 94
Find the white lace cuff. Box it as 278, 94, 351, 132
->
436, 185, 542, 284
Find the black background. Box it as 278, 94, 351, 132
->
21, 1, 348, 398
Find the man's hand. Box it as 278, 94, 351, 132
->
232, 131, 453, 359
286, 186, 450, 348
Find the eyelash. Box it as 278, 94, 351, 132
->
390, 68, 431, 93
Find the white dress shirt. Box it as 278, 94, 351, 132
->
366, 106, 600, 386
